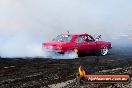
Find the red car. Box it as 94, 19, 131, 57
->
42, 33, 112, 56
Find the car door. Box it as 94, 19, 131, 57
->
84, 35, 97, 53
74, 36, 87, 52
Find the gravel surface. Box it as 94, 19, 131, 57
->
0, 49, 132, 88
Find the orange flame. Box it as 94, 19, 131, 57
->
78, 66, 86, 76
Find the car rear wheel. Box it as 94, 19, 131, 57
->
100, 46, 108, 56
72, 48, 80, 57
73, 48, 78, 54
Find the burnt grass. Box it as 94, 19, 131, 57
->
0, 49, 132, 88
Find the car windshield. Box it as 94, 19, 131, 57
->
53, 35, 72, 42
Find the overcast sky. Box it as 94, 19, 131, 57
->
0, 0, 132, 57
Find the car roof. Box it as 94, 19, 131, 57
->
62, 33, 90, 36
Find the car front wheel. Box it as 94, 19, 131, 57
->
100, 46, 108, 56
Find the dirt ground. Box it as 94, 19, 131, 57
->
0, 47, 132, 88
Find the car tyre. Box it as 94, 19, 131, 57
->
100, 46, 108, 56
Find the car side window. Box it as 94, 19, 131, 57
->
75, 36, 84, 42
85, 36, 94, 42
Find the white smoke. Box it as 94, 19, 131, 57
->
42, 49, 78, 59
0, 0, 132, 58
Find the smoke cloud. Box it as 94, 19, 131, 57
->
0, 0, 132, 57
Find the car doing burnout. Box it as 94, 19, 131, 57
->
42, 33, 112, 56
